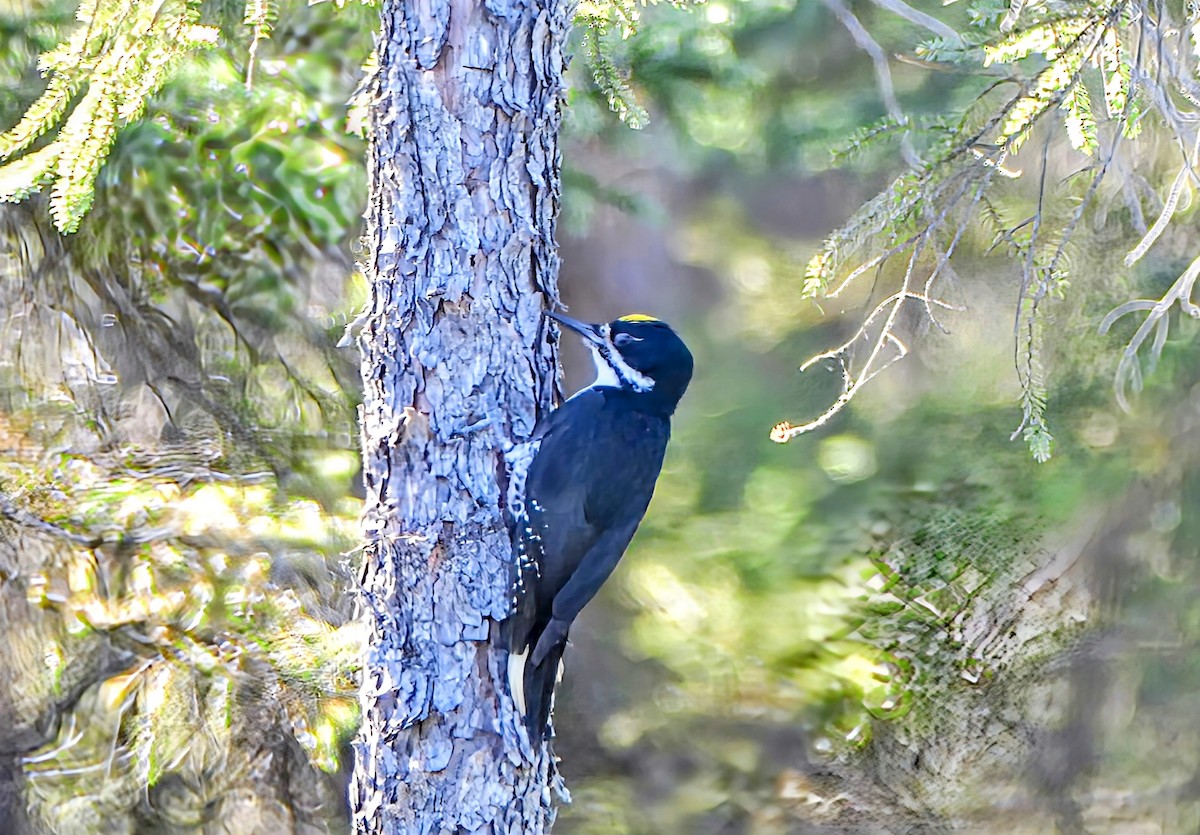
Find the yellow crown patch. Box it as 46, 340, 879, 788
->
618, 313, 660, 323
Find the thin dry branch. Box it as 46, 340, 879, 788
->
777, 155, 992, 444
1099, 254, 1200, 411
1011, 133, 1052, 421
788, 0, 1200, 448
921, 168, 999, 329
822, 0, 922, 168
771, 279, 964, 444
1124, 131, 1200, 267
869, 0, 962, 43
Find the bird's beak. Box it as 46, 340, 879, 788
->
548, 311, 606, 347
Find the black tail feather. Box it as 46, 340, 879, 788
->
523, 641, 565, 741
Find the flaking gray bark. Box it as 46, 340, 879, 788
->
351, 0, 573, 832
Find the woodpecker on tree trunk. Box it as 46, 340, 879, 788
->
503, 312, 694, 741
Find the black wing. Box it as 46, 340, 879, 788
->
505, 390, 670, 738
505, 391, 605, 656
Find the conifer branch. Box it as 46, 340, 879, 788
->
780, 0, 1200, 456
0, 0, 220, 231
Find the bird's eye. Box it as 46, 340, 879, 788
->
613, 333, 642, 347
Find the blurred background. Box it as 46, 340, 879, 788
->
2, 0, 1199, 832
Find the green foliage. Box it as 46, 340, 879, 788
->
0, 0, 371, 236
0, 1, 370, 827
601, 0, 885, 169
1016, 311, 1055, 462
1062, 78, 1098, 154
580, 23, 650, 130
11, 442, 362, 828
0, 0, 221, 232
767, 0, 1199, 458
574, 0, 701, 130
5, 0, 1200, 830
0, 0, 370, 469
831, 114, 956, 166
915, 30, 987, 65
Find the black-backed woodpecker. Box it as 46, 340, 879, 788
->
504, 312, 693, 741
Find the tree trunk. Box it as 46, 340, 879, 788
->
350, 0, 572, 832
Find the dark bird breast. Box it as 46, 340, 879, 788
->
524, 389, 670, 615
505, 386, 674, 740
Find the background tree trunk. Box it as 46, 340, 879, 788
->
351, 0, 573, 831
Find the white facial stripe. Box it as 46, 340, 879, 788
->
570, 326, 655, 396
605, 344, 654, 392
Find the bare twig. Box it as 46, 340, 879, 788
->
1012, 133, 1052, 393
822, 0, 922, 168
1100, 254, 1200, 411
1124, 133, 1200, 267
1000, 0, 1027, 33
921, 168, 999, 329
789, 0, 1200, 444
771, 262, 965, 443
869, 0, 962, 44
